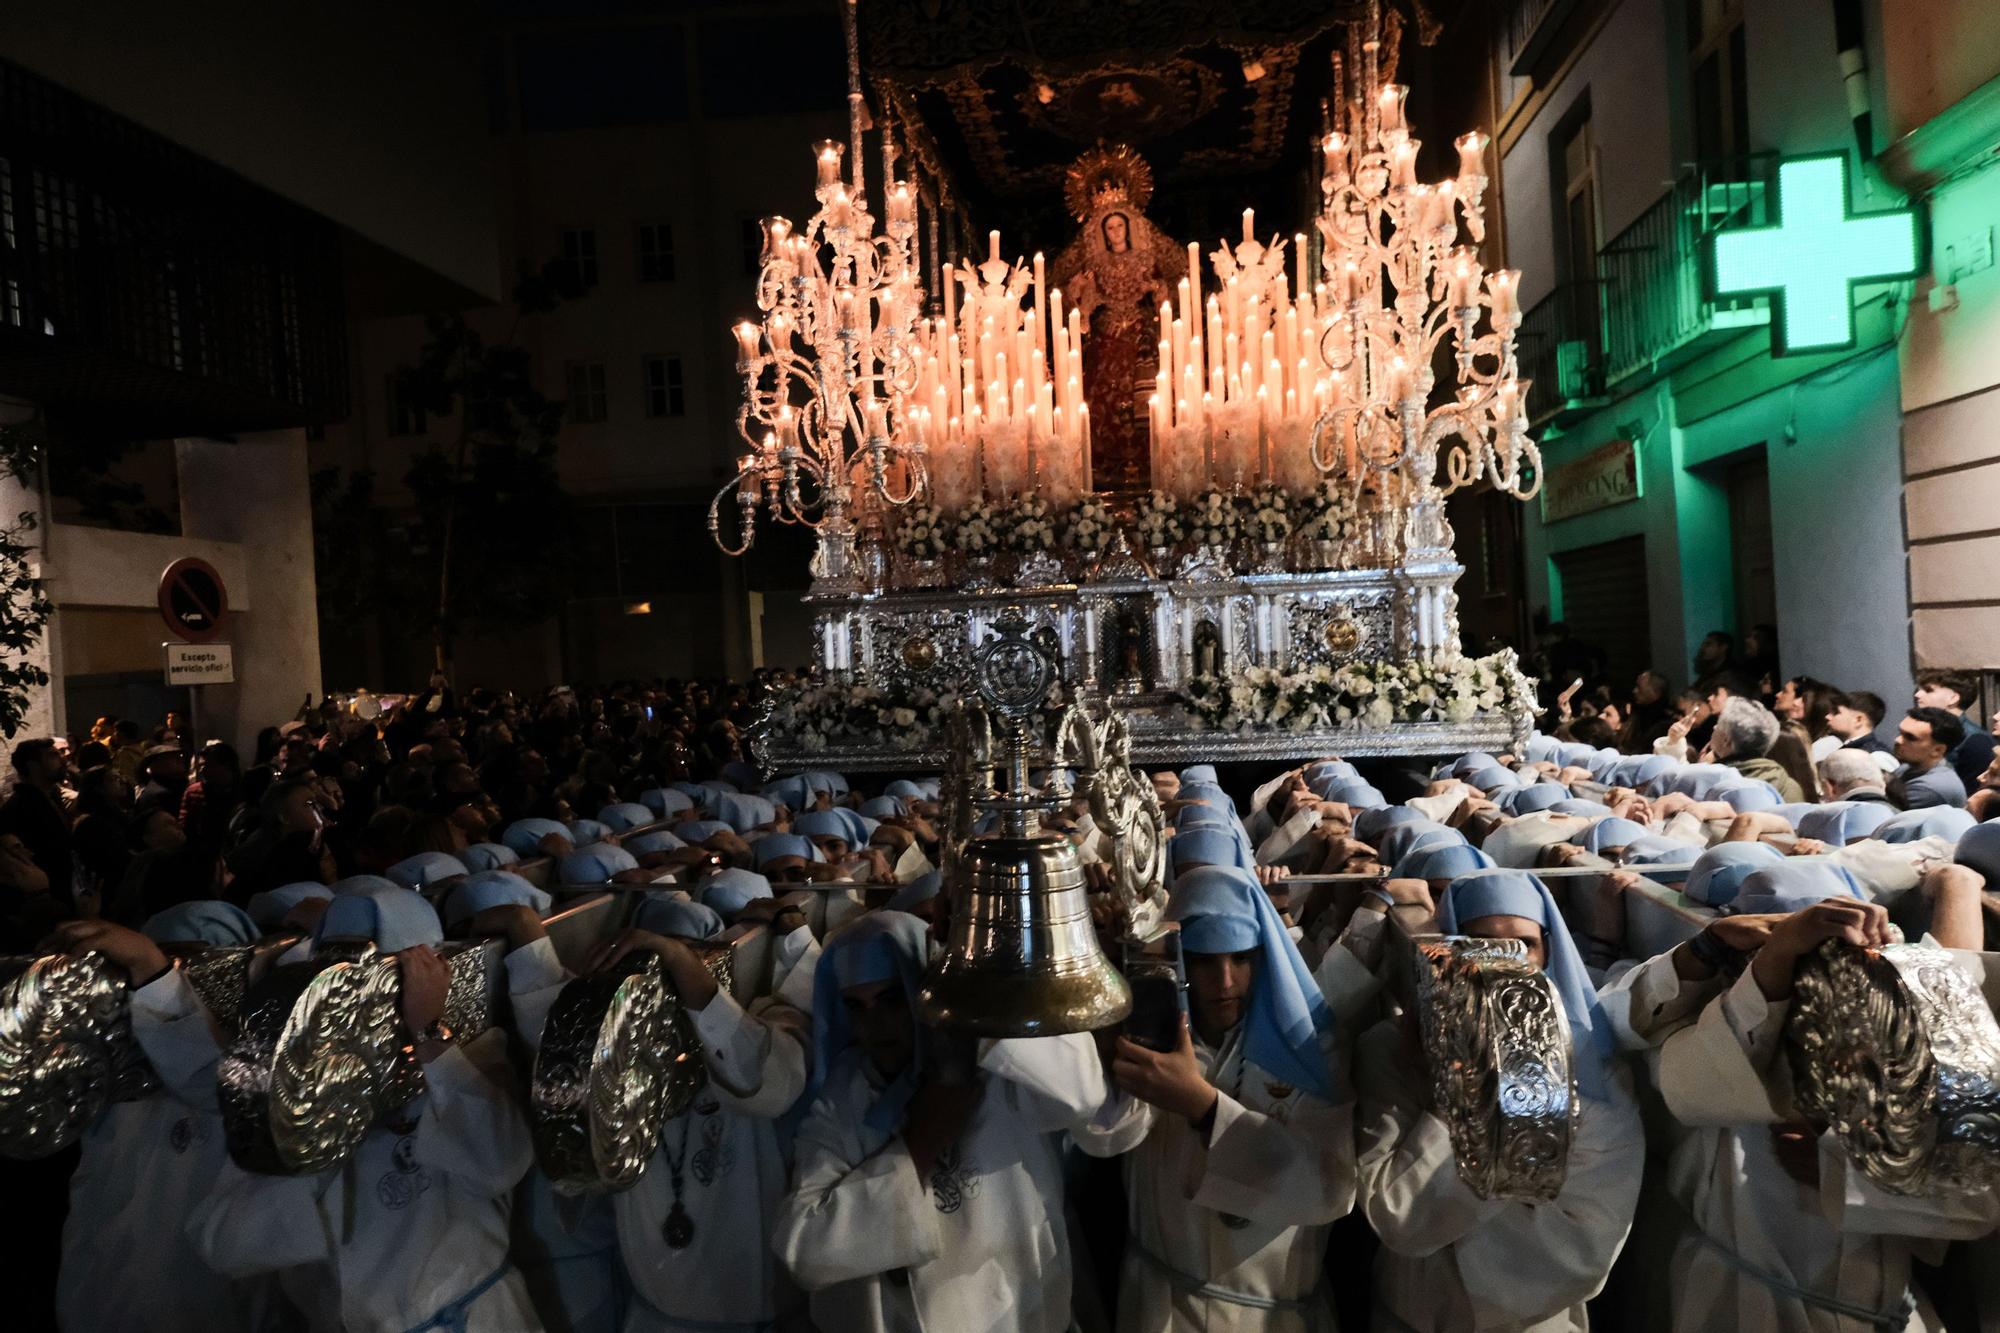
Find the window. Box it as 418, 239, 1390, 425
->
567, 361, 608, 423
561, 226, 599, 288
1688, 0, 1749, 164
637, 222, 675, 282
645, 355, 685, 417
1551, 99, 1603, 367
741, 218, 764, 278
388, 373, 426, 437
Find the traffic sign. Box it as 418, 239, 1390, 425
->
1707, 153, 1922, 356
165, 642, 234, 686
158, 557, 228, 644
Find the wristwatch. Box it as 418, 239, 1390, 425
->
1687, 927, 1747, 977
412, 1019, 454, 1047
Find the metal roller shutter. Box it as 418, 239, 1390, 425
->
1552, 536, 1652, 684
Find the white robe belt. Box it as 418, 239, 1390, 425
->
1671, 1194, 1916, 1331
1126, 1236, 1322, 1313
397, 1260, 512, 1333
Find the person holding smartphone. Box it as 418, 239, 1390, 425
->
1076, 863, 1353, 1331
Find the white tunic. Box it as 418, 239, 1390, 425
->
773, 1031, 1106, 1333
188, 1026, 542, 1333
509, 934, 813, 1332
1353, 1018, 1643, 1332
507, 939, 625, 1333
1074, 1026, 1356, 1332
1654, 967, 2000, 1333
58, 968, 290, 1333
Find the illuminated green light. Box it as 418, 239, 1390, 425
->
1709, 154, 1921, 356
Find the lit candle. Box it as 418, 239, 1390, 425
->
814, 140, 844, 190
825, 188, 852, 231
732, 320, 762, 365
1391, 142, 1418, 188
1378, 84, 1408, 135
1446, 253, 1475, 308
1432, 180, 1456, 232
887, 182, 915, 229
1032, 252, 1048, 354
1334, 260, 1356, 305
759, 216, 791, 265
1322, 132, 1348, 185
1456, 130, 1489, 181
1488, 269, 1520, 320
1241, 208, 1256, 245
1294, 233, 1309, 304
1384, 356, 1409, 404
988, 230, 1002, 266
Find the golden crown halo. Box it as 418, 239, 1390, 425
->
1063, 144, 1154, 222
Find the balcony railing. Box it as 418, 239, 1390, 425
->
0, 59, 348, 434
1517, 279, 1608, 425
1506, 0, 1584, 75
1598, 153, 1775, 386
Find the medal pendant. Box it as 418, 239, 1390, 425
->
663, 1201, 696, 1249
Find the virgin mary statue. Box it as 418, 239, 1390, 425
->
1049, 146, 1185, 494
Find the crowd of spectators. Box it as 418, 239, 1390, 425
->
1527, 624, 1994, 817
0, 671, 797, 954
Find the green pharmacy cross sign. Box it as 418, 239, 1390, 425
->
1708, 153, 1922, 356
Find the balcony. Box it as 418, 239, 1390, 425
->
0, 59, 348, 436
1517, 279, 1608, 428
1597, 154, 1774, 388
1506, 0, 1587, 76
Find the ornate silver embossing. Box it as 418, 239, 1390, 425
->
220, 940, 503, 1175
1056, 705, 1168, 936
1409, 934, 1576, 1202
531, 951, 706, 1195
1788, 941, 2000, 1197
0, 952, 156, 1159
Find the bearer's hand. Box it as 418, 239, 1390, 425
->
738, 896, 809, 938
1752, 899, 1894, 1001
49, 919, 169, 989
280, 895, 331, 933
1785, 838, 1827, 858
1112, 1019, 1218, 1125
466, 903, 547, 951
396, 945, 450, 1059
589, 929, 721, 1010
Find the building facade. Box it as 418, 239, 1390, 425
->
318, 2, 848, 695
1877, 0, 2000, 693
1491, 0, 1917, 707
0, 1, 501, 758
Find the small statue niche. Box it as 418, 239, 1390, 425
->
1107, 608, 1152, 696
1192, 619, 1224, 680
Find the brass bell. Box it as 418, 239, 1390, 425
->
921, 824, 1132, 1036
918, 609, 1131, 1037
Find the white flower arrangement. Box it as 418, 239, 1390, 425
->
1299, 478, 1359, 545
1246, 484, 1293, 543
767, 680, 959, 752
895, 503, 947, 561
1001, 494, 1058, 553
1179, 649, 1536, 732
1064, 496, 1117, 558
1187, 488, 1241, 549
955, 500, 1001, 556
1133, 490, 1185, 550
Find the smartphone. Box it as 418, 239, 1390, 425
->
1121, 935, 1186, 1053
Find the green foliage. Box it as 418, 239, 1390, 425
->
0, 421, 52, 738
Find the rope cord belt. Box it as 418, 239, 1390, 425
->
1675, 1198, 1916, 1331
399, 1262, 512, 1333
1127, 1237, 1322, 1313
